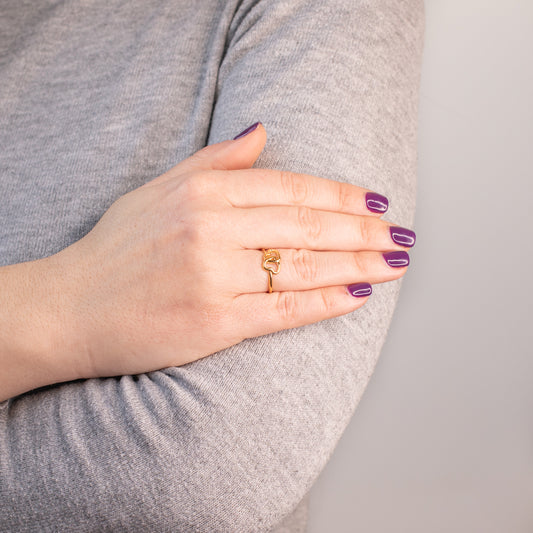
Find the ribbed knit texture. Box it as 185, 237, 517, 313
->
0, 0, 424, 531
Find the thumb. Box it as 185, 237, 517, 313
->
183, 121, 266, 172
163, 122, 267, 180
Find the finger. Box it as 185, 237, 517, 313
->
180, 122, 267, 173
228, 206, 416, 251
232, 284, 371, 340
232, 249, 409, 294
148, 122, 267, 186
215, 168, 389, 217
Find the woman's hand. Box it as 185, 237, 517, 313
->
55, 122, 415, 380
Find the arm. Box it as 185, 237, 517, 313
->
0, 0, 424, 531
0, 260, 58, 402
0, 257, 85, 402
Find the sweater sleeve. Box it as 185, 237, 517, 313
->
0, 0, 424, 531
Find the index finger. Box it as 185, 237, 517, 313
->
211, 168, 389, 216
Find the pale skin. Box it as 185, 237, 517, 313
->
0, 123, 414, 402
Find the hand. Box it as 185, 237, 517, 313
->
52, 122, 415, 380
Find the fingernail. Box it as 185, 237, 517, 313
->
383, 251, 410, 268
347, 282, 372, 298
233, 122, 261, 140
390, 226, 416, 247
365, 192, 389, 213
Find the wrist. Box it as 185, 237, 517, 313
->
0, 254, 85, 401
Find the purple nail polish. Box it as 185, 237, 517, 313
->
233, 122, 260, 140
365, 192, 389, 213
383, 251, 410, 268
347, 282, 372, 298
390, 226, 416, 248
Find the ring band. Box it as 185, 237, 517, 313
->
261, 248, 281, 293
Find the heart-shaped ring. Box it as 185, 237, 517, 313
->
261, 248, 281, 293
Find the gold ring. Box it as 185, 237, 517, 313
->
261, 248, 281, 293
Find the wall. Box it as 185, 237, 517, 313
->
309, 1, 533, 531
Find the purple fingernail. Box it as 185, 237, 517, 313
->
347, 282, 372, 298
365, 192, 389, 213
383, 251, 410, 268
233, 122, 261, 140
390, 226, 416, 248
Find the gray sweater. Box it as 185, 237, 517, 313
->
0, 0, 424, 531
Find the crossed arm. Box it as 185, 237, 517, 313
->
0, 0, 424, 530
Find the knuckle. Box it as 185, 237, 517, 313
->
296, 205, 322, 247
292, 248, 319, 283
176, 172, 212, 202
318, 287, 337, 314
281, 170, 310, 205
180, 207, 218, 246
350, 251, 368, 277
276, 291, 300, 324
336, 181, 353, 212
357, 216, 375, 247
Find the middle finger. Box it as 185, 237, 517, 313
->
230, 206, 416, 251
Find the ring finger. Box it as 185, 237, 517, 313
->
232, 248, 410, 294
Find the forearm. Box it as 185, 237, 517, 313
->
0, 256, 82, 401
